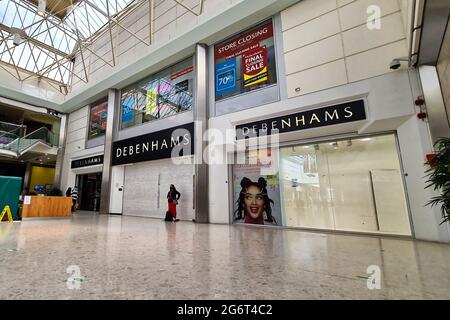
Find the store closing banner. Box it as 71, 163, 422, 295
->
236, 100, 366, 139
214, 20, 276, 100
112, 122, 194, 166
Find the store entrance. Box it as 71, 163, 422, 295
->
76, 172, 102, 211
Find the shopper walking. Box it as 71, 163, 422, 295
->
167, 184, 181, 222
71, 186, 79, 212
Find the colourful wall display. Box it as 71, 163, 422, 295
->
88, 100, 108, 140
120, 58, 194, 130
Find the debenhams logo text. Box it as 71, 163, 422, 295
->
236, 100, 366, 139
115, 133, 190, 158
240, 107, 354, 136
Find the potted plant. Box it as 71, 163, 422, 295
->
425, 137, 450, 224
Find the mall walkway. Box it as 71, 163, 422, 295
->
0, 213, 450, 299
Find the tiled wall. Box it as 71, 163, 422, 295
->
60, 106, 104, 192
65, 106, 89, 155
437, 20, 450, 125
281, 0, 409, 98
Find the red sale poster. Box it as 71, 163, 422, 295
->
242, 46, 268, 87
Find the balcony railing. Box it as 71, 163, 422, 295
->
0, 126, 57, 156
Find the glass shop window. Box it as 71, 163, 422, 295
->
120, 58, 194, 130
214, 19, 277, 101
232, 134, 412, 236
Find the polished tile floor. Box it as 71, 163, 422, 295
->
1, 212, 450, 299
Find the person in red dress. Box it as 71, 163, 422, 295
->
167, 184, 181, 221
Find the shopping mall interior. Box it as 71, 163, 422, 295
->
0, 0, 450, 303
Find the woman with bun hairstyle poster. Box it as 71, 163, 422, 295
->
234, 177, 278, 225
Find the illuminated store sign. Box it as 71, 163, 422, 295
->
112, 122, 194, 166
236, 100, 366, 139
71, 155, 104, 169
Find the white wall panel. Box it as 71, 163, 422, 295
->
66, 127, 86, 144
342, 12, 406, 56
281, 0, 337, 31
68, 106, 89, 123
282, 0, 409, 97
285, 34, 344, 74
286, 59, 348, 97
346, 40, 408, 82
338, 0, 400, 31
283, 11, 341, 52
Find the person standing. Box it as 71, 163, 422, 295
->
71, 186, 78, 212
167, 184, 181, 222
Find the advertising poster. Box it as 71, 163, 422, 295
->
146, 89, 157, 115
233, 163, 282, 226
215, 58, 237, 97
214, 20, 276, 101
121, 94, 135, 124
242, 46, 268, 87
89, 102, 107, 139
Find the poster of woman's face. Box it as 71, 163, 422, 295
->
233, 164, 281, 226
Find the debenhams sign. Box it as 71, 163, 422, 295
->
236, 100, 366, 139
112, 122, 194, 166
71, 155, 104, 169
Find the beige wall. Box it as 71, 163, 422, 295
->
281, 0, 409, 98
437, 19, 450, 125
60, 106, 104, 192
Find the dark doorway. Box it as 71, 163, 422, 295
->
76, 172, 102, 211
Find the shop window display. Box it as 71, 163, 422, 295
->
232, 134, 412, 235
88, 100, 108, 140
232, 149, 282, 226
214, 19, 277, 101
120, 58, 194, 130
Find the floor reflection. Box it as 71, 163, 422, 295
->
0, 212, 449, 299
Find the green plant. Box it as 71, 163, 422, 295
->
425, 137, 450, 224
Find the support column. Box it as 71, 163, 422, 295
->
100, 89, 120, 214
22, 162, 32, 196
419, 66, 450, 144
194, 43, 209, 223
53, 114, 67, 190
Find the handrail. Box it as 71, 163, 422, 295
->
0, 126, 57, 155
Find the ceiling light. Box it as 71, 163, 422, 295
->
302, 145, 311, 149
13, 33, 22, 46
10, 28, 25, 46
360, 138, 372, 142
37, 0, 46, 16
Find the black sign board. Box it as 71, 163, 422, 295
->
236, 100, 366, 139
112, 122, 194, 166
71, 155, 104, 169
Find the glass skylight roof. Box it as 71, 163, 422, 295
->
0, 0, 136, 87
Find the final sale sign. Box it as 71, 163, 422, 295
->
242, 46, 268, 87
